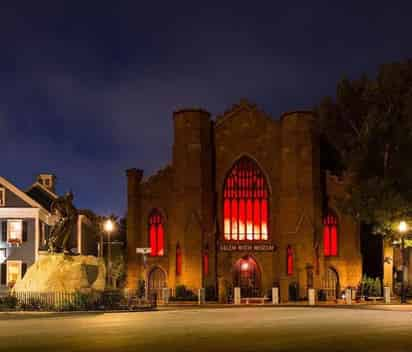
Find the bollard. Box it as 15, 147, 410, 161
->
384, 286, 391, 304
198, 288, 205, 305
162, 288, 170, 304
272, 287, 279, 305
308, 288, 316, 306
234, 287, 241, 305
345, 288, 352, 304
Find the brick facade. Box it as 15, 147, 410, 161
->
126, 99, 362, 302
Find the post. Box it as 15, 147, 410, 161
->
107, 231, 112, 288
198, 288, 205, 305
308, 288, 315, 306
384, 286, 391, 304
272, 287, 279, 305
401, 236, 407, 304
345, 288, 352, 305
163, 288, 170, 304
234, 287, 241, 305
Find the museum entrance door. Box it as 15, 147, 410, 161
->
148, 267, 166, 300
233, 256, 261, 297
323, 267, 340, 300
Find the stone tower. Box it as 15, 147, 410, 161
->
171, 108, 215, 290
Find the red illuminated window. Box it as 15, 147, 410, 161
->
176, 243, 182, 276
148, 209, 164, 257
203, 247, 209, 276
323, 211, 338, 256
287, 246, 294, 275
223, 157, 269, 241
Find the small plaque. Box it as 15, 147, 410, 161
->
136, 247, 151, 254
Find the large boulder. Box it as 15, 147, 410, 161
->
13, 253, 106, 293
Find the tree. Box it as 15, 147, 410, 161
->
316, 60, 412, 302
316, 60, 412, 238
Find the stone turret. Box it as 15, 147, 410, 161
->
172, 108, 215, 289
126, 168, 144, 288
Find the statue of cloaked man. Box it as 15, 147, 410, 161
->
48, 192, 78, 254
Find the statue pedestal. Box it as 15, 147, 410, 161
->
13, 253, 106, 293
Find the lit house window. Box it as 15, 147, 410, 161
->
324, 211, 338, 256
7, 261, 21, 287
7, 220, 23, 244
223, 157, 269, 241
148, 209, 164, 256
0, 188, 5, 207
0, 248, 6, 263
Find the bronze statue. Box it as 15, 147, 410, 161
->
48, 192, 78, 253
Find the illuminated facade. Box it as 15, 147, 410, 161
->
126, 99, 362, 302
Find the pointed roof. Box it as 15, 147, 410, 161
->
26, 182, 58, 212
0, 176, 46, 210
214, 98, 274, 128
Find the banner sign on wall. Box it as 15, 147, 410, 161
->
219, 243, 276, 252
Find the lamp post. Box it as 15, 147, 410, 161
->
398, 221, 408, 304
104, 219, 115, 288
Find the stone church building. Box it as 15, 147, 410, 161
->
126, 99, 362, 302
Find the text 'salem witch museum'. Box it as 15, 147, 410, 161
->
126, 99, 362, 302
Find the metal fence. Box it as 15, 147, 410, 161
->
8, 289, 155, 311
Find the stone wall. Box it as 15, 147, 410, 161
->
126, 100, 363, 302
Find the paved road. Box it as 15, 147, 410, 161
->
1, 307, 412, 351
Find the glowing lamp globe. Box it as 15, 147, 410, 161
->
399, 221, 408, 234
104, 219, 114, 233
241, 262, 249, 271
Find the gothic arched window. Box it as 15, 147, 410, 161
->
223, 157, 269, 241
287, 246, 294, 275
176, 243, 182, 276
148, 209, 164, 257
323, 211, 338, 256
203, 246, 209, 276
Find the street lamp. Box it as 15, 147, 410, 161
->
104, 219, 115, 288
398, 220, 408, 304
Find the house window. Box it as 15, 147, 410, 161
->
148, 209, 164, 256
7, 261, 21, 287
324, 211, 338, 256
7, 220, 23, 244
0, 248, 6, 263
223, 156, 269, 241
0, 188, 5, 206
287, 246, 294, 275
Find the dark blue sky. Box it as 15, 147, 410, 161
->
1, 2, 411, 216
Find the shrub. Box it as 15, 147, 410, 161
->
170, 285, 198, 301
318, 289, 327, 301
360, 275, 382, 297
205, 286, 217, 301
101, 290, 123, 309
0, 295, 18, 309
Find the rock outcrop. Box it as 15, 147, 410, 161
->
13, 253, 106, 293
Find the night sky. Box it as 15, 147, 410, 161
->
1, 2, 411, 216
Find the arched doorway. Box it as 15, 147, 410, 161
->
233, 256, 261, 297
323, 267, 340, 300
148, 267, 166, 300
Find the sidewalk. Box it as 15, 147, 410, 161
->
2, 301, 412, 318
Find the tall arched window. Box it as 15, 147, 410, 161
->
176, 243, 182, 276
223, 157, 269, 241
287, 246, 294, 275
323, 211, 338, 256
203, 245, 209, 276
148, 209, 164, 257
